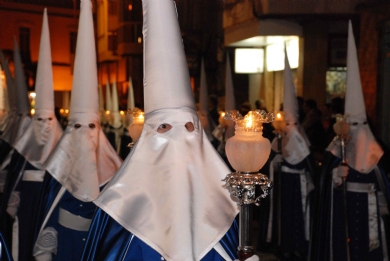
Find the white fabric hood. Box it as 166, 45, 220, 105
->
198, 58, 215, 142
14, 8, 63, 169
271, 49, 310, 164
44, 0, 122, 202
327, 21, 382, 173
94, 1, 238, 260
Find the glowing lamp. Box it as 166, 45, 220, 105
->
272, 112, 286, 131
333, 114, 350, 136
223, 110, 274, 260
31, 108, 35, 115
128, 108, 144, 143
225, 110, 273, 172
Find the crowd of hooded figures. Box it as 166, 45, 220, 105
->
0, 0, 388, 261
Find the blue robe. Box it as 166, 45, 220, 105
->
0, 151, 26, 247
14, 162, 47, 261
81, 208, 239, 261
35, 175, 97, 261
258, 150, 317, 259
309, 152, 390, 260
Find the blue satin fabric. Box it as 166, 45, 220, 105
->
81, 208, 238, 261
0, 151, 26, 246
0, 231, 12, 261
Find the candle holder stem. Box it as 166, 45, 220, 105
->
223, 172, 272, 260
238, 204, 254, 260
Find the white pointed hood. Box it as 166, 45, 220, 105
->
44, 0, 122, 202
224, 54, 236, 141
94, 1, 238, 260
9, 40, 31, 147
127, 77, 135, 110
198, 58, 215, 141
125, 77, 135, 127
105, 81, 112, 111
0, 65, 7, 128
0, 65, 6, 111
327, 21, 382, 173
14, 8, 64, 169
0, 50, 18, 144
271, 48, 310, 164
111, 80, 122, 128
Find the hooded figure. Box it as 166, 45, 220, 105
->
32, 1, 122, 260
0, 64, 8, 133
0, 52, 17, 194
0, 40, 32, 247
213, 54, 236, 159
198, 58, 217, 147
106, 80, 124, 155
80, 0, 240, 260
117, 77, 135, 159
0, 9, 64, 261
309, 21, 390, 261
258, 48, 316, 260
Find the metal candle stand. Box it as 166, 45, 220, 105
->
223, 172, 273, 259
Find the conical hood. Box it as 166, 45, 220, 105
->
111, 80, 121, 128
98, 83, 104, 112
105, 81, 112, 111
345, 21, 365, 121
224, 53, 236, 141
199, 58, 208, 113
127, 77, 135, 110
112, 80, 119, 113
43, 0, 122, 202
225, 54, 235, 112
0, 50, 16, 112
14, 8, 64, 169
0, 64, 6, 110
93, 1, 238, 260
271, 47, 310, 165
13, 38, 30, 115
283, 49, 298, 125
327, 21, 383, 173
143, 0, 195, 113
35, 8, 54, 112
69, 0, 98, 116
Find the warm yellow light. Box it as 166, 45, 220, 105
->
138, 114, 144, 120
65, 109, 69, 114
60, 109, 64, 114
29, 92, 36, 98
221, 112, 225, 117
137, 37, 142, 44
31, 109, 35, 115
120, 110, 125, 115
106, 110, 110, 115
276, 113, 282, 120
128, 4, 132, 10
245, 117, 253, 128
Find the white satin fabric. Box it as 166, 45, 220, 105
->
95, 107, 238, 261
327, 113, 383, 174
2, 114, 31, 147
45, 112, 122, 202
14, 109, 63, 170
271, 124, 310, 165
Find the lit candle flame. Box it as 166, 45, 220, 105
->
31, 108, 35, 115
60, 109, 64, 114
138, 114, 144, 120
65, 109, 69, 114
105, 110, 110, 115
245, 117, 253, 128
120, 111, 125, 115
276, 113, 282, 120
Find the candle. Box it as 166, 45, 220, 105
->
333, 114, 349, 136
225, 110, 274, 172
129, 111, 144, 142
272, 112, 286, 131
218, 111, 226, 125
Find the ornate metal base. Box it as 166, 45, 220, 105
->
222, 171, 273, 206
